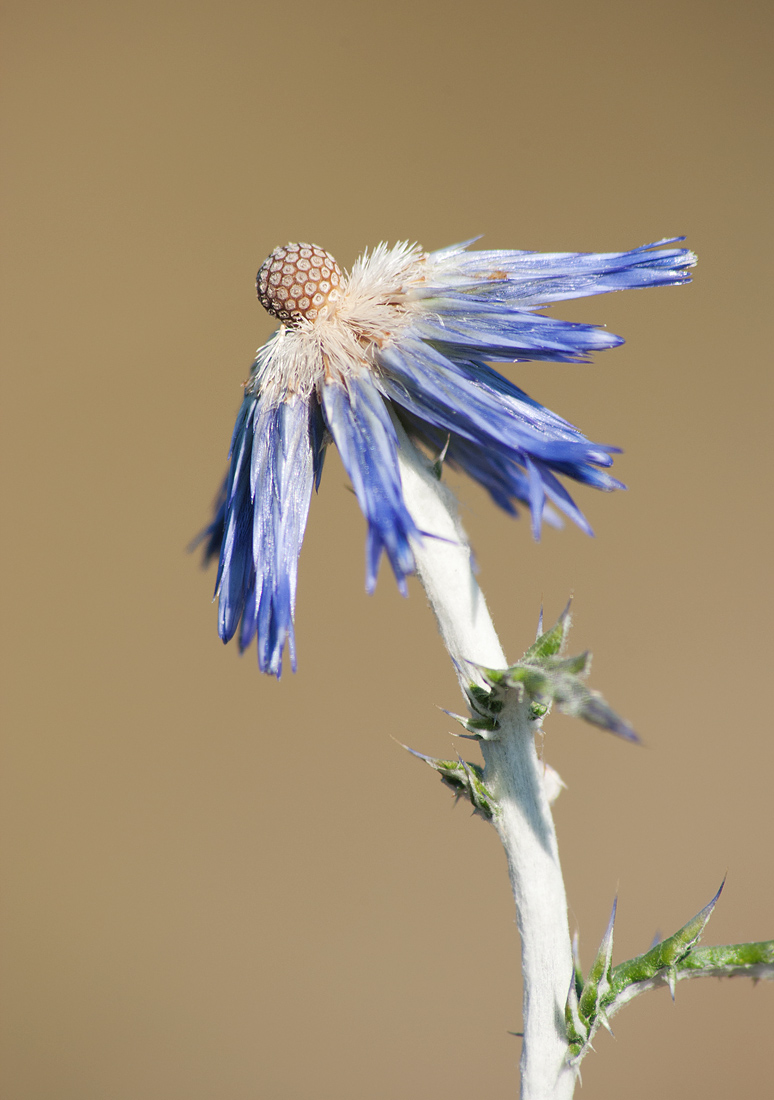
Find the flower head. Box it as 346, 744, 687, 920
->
199, 236, 695, 676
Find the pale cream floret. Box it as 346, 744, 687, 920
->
248, 242, 431, 405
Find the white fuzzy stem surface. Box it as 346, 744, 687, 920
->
395, 425, 576, 1100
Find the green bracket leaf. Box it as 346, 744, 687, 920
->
442, 681, 506, 737
578, 898, 617, 1029
568, 899, 617, 1061
566, 880, 772, 1068
524, 599, 573, 660
400, 744, 496, 821
480, 601, 639, 743
609, 879, 725, 1001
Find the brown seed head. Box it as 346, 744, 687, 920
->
256, 243, 344, 324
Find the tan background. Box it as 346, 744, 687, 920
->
2, 1, 772, 1097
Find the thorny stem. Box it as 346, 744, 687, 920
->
394, 422, 576, 1100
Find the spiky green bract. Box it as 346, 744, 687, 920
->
609, 879, 725, 1004
571, 932, 585, 1001
563, 882, 774, 1065
482, 603, 639, 743
443, 681, 505, 737
401, 744, 495, 820
523, 600, 572, 660
564, 974, 587, 1055
578, 898, 617, 1031
566, 901, 618, 1062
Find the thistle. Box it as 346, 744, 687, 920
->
197, 232, 771, 1099
199, 237, 694, 675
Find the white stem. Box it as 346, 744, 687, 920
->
395, 425, 576, 1100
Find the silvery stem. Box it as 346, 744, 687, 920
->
394, 423, 576, 1100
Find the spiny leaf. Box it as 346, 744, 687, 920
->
548, 652, 591, 676
571, 690, 638, 741
578, 898, 617, 1024
479, 601, 638, 743
466, 683, 495, 709
497, 660, 638, 743
609, 879, 725, 999
464, 682, 504, 716
400, 744, 495, 821
566, 885, 772, 1070
447, 683, 505, 736
524, 598, 572, 660
572, 932, 584, 1001
441, 708, 497, 735
565, 972, 588, 1057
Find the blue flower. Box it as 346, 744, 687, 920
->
199, 237, 695, 676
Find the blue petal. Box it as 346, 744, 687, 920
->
528, 458, 594, 534
524, 456, 546, 539
377, 337, 615, 470
192, 476, 227, 567
377, 339, 624, 536
414, 310, 623, 364
422, 238, 696, 308
216, 392, 325, 677
321, 372, 418, 594
440, 357, 615, 459
216, 396, 260, 640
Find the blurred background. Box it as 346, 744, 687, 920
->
2, 1, 772, 1097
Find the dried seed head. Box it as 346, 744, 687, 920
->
256, 243, 344, 324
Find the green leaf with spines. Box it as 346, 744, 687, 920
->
446, 682, 506, 737
568, 901, 617, 1060
564, 975, 588, 1054
401, 744, 496, 821
563, 882, 774, 1066
523, 600, 572, 660
467, 683, 495, 708
442, 709, 498, 735
577, 899, 617, 1025
549, 652, 592, 676
609, 879, 724, 999
571, 932, 585, 1001
478, 603, 638, 743
465, 683, 504, 716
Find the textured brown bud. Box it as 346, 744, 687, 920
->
256, 243, 344, 323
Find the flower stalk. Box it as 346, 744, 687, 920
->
395, 421, 576, 1100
